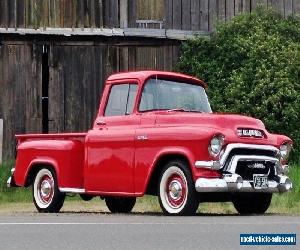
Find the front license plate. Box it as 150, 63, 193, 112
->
253, 174, 268, 189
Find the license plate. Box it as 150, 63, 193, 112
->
253, 174, 268, 189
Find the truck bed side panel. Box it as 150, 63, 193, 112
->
14, 139, 85, 189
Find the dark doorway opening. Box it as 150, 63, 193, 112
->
42, 45, 49, 133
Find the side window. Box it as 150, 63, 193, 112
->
105, 84, 138, 116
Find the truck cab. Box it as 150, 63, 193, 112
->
8, 71, 293, 215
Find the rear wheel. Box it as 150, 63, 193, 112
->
105, 197, 136, 213
232, 193, 272, 215
32, 168, 65, 213
158, 159, 198, 215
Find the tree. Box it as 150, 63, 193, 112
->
177, 8, 300, 161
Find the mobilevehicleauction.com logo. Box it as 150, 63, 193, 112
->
240, 234, 296, 245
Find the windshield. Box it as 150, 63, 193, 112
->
139, 78, 212, 113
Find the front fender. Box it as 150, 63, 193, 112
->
140, 146, 196, 195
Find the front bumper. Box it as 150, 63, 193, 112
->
195, 174, 292, 193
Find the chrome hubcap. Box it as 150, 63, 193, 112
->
41, 180, 51, 198
168, 180, 183, 200
38, 174, 54, 204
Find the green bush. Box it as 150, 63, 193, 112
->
0, 162, 31, 202
177, 8, 300, 162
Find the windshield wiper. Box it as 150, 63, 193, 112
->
167, 109, 203, 113
166, 108, 188, 112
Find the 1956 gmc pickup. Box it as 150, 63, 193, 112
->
7, 71, 293, 215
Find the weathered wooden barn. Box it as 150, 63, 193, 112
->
0, 0, 299, 160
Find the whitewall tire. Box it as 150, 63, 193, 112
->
158, 160, 198, 215
32, 168, 65, 213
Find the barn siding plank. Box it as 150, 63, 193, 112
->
128, 0, 137, 27
293, 0, 300, 15
63, 0, 73, 27
7, 0, 16, 28
268, 0, 281, 13
120, 0, 128, 28
226, 0, 235, 20
110, 0, 119, 27
172, 0, 182, 29
285, 0, 293, 16
164, 0, 173, 29
76, 0, 84, 28
235, 0, 243, 15
191, 0, 200, 30
182, 0, 191, 30
243, 0, 251, 12
94, 0, 103, 27
0, 0, 8, 28
209, 0, 217, 31
200, 0, 209, 31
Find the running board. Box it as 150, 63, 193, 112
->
59, 188, 85, 194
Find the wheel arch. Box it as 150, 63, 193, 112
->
145, 152, 193, 196
24, 159, 59, 187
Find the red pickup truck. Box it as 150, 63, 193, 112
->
7, 71, 293, 215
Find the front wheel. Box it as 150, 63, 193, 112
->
105, 197, 136, 213
232, 193, 272, 215
158, 160, 198, 215
32, 168, 65, 213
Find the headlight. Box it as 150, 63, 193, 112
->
280, 142, 292, 160
209, 135, 225, 157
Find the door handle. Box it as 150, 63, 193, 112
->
96, 120, 106, 126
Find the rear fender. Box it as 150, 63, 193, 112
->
24, 158, 59, 187
14, 139, 84, 188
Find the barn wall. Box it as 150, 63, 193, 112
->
0, 39, 180, 159
0, 42, 43, 159
0, 0, 298, 30
48, 43, 178, 133
164, 0, 299, 31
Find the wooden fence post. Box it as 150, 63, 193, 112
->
0, 119, 3, 164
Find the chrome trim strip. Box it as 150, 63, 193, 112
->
220, 143, 279, 166
195, 161, 221, 170
226, 155, 279, 173
59, 188, 85, 194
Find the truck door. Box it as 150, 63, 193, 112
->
85, 83, 139, 194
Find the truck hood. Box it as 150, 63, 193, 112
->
154, 111, 276, 143
155, 112, 265, 130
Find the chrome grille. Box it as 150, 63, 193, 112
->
235, 161, 276, 181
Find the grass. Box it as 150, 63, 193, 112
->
1, 161, 300, 214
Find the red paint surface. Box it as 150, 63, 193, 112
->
13, 71, 292, 196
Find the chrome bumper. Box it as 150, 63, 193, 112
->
195, 174, 292, 193
7, 176, 17, 187
7, 168, 17, 188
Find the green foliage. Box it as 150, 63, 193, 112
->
270, 165, 300, 213
177, 8, 300, 162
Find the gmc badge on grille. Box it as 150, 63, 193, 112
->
248, 163, 266, 169
237, 128, 263, 138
